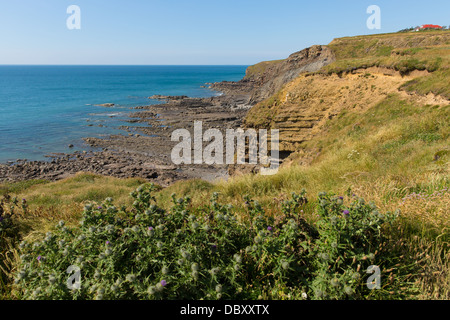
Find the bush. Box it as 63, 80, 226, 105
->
12, 184, 399, 300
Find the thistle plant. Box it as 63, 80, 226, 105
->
12, 184, 399, 300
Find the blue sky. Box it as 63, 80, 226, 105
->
0, 0, 449, 65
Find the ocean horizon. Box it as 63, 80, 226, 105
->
0, 65, 248, 163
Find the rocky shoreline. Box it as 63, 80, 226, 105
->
0, 45, 334, 186
0, 87, 253, 186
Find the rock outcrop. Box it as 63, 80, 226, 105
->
211, 45, 335, 105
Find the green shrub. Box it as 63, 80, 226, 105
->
12, 184, 399, 300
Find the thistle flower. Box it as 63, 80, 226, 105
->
160, 280, 167, 287
267, 226, 273, 232
344, 286, 354, 295
32, 287, 42, 297
191, 263, 199, 272
162, 266, 169, 275
343, 210, 350, 216
181, 251, 191, 260
148, 286, 156, 295
126, 274, 136, 283
17, 270, 27, 280
155, 282, 164, 292
352, 272, 361, 280
191, 222, 199, 230
331, 278, 340, 288
210, 267, 220, 276
315, 289, 324, 298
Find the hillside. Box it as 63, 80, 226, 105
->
1, 30, 449, 300
245, 30, 450, 154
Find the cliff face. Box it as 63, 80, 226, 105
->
210, 45, 335, 105
244, 45, 336, 104
243, 31, 450, 155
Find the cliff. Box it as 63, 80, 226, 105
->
242, 30, 450, 157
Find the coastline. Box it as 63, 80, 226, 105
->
0, 45, 334, 186
0, 82, 253, 187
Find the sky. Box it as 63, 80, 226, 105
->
0, 0, 449, 65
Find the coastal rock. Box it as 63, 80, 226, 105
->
148, 95, 188, 100
94, 103, 115, 107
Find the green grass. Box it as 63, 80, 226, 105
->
0, 179, 49, 196
1, 94, 448, 299
244, 59, 285, 79
401, 69, 450, 99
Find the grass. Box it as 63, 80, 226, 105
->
244, 59, 285, 79
1, 173, 148, 243
2, 95, 448, 299
321, 31, 450, 99
159, 93, 450, 298
1, 31, 449, 300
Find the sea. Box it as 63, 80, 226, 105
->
0, 65, 247, 163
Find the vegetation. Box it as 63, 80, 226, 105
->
321, 31, 450, 98
1, 31, 449, 300
244, 59, 285, 79
11, 185, 404, 300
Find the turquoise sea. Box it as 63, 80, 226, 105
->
0, 65, 247, 163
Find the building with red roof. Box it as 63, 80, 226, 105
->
414, 24, 443, 31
